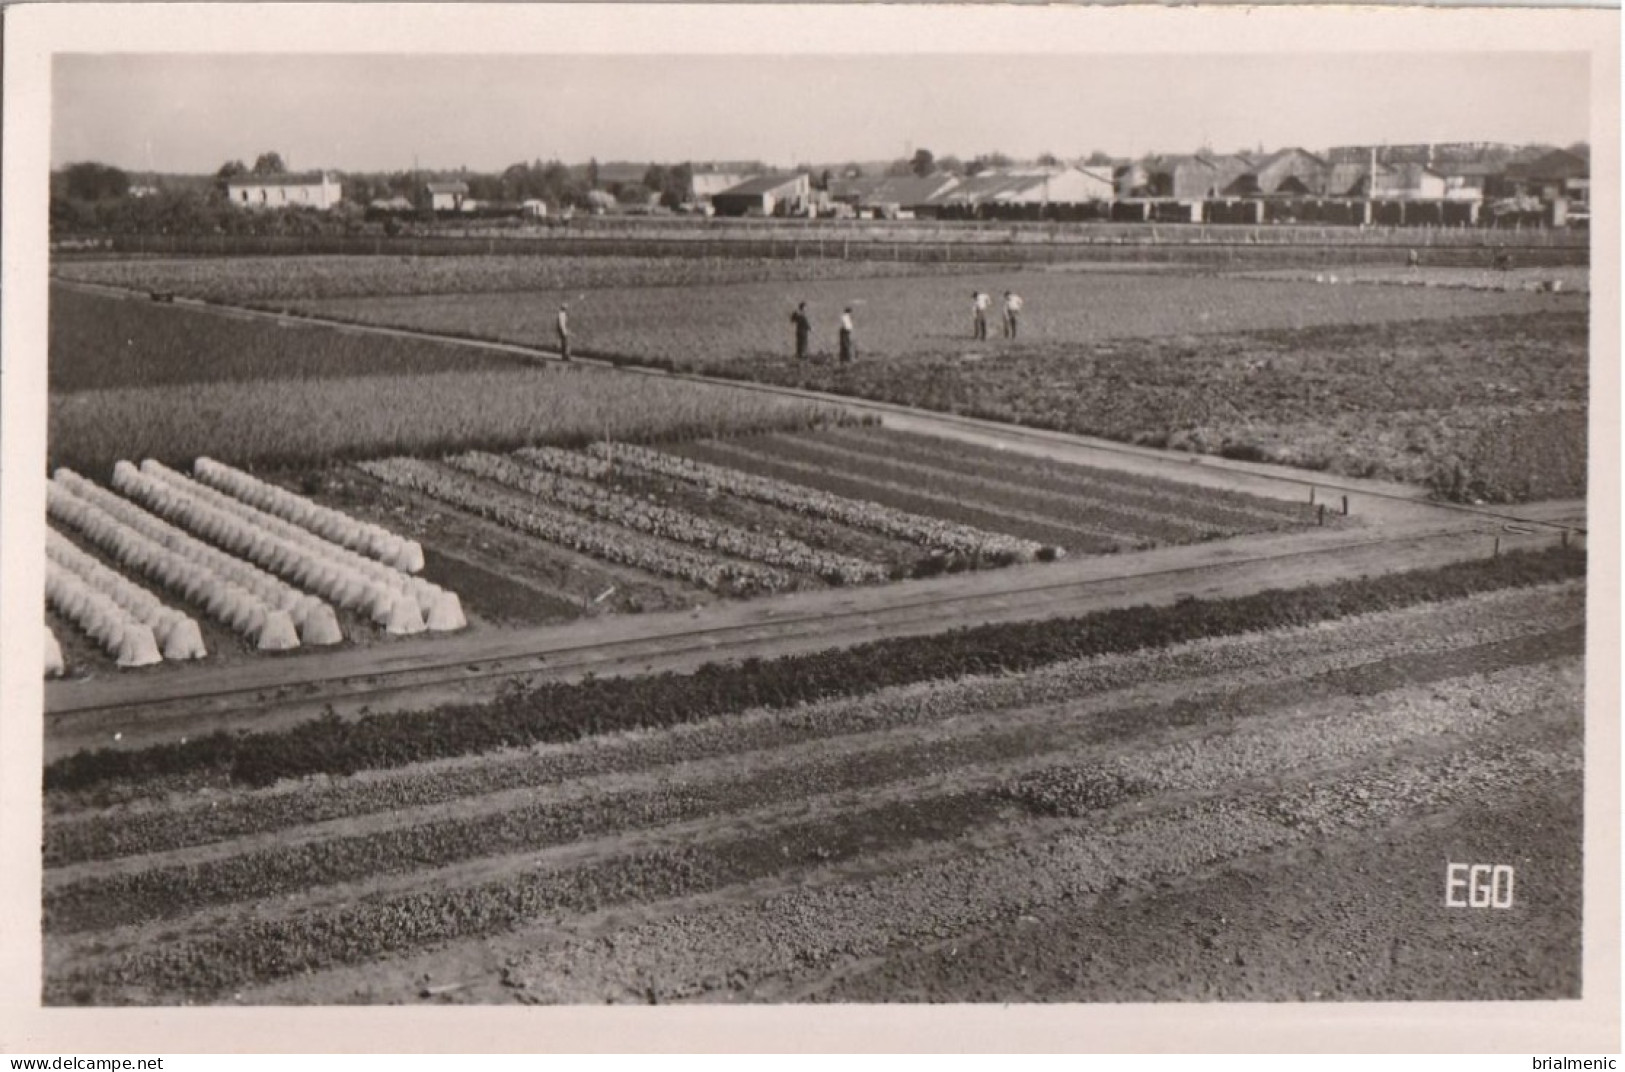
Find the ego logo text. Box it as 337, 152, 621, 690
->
1445, 863, 1514, 909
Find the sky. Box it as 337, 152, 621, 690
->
53, 51, 1590, 174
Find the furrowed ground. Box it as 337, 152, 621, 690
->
41, 549, 1585, 1004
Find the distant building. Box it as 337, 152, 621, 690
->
834, 172, 960, 217
689, 169, 758, 205
1226, 148, 1327, 197
1505, 148, 1589, 204
1431, 160, 1500, 202
425, 181, 469, 211
521, 199, 549, 218
226, 171, 343, 210
1370, 163, 1448, 200
711, 173, 812, 217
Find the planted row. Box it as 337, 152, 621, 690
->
587, 441, 1051, 562
47, 530, 206, 662
192, 457, 425, 573
452, 450, 889, 585
42, 546, 1586, 795
358, 456, 791, 596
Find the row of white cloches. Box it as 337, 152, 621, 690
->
44, 564, 163, 667
113, 460, 464, 635
48, 528, 207, 661
49, 472, 322, 650
193, 457, 426, 573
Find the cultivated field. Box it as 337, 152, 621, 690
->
42, 549, 1584, 1004
52, 253, 1587, 501
41, 246, 1591, 1007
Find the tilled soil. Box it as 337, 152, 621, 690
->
42, 581, 1586, 1005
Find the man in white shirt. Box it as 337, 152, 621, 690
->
1003, 291, 1024, 339
972, 290, 990, 340
839, 307, 856, 363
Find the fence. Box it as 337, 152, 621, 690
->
57, 227, 1589, 269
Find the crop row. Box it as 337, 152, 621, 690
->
45, 580, 1583, 863
192, 457, 425, 572
690, 437, 1115, 552
449, 450, 889, 585
585, 441, 1051, 562
55, 789, 1009, 999
47, 530, 207, 662
41, 546, 1586, 795
47, 474, 326, 651
358, 456, 791, 596
44, 623, 1575, 935
731, 434, 1230, 548
821, 424, 1316, 529
115, 459, 464, 634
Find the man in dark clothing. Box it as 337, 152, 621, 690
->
556, 304, 572, 361
790, 302, 812, 360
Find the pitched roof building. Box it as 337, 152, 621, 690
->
225, 171, 343, 210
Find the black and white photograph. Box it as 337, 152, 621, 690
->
0, 2, 1618, 1055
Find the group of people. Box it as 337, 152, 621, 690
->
790, 302, 857, 364
972, 289, 1024, 340
786, 288, 1027, 364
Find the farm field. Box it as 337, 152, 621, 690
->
52, 258, 1588, 502
168, 260, 1584, 503
280, 267, 1576, 364
709, 311, 1589, 504
40, 246, 1594, 1011
46, 424, 1322, 678
52, 254, 980, 304
48, 285, 850, 475
41, 549, 1585, 1004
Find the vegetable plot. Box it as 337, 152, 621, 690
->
358, 457, 794, 597
449, 450, 890, 586
587, 441, 1052, 563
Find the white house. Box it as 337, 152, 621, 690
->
226, 172, 343, 210
521, 199, 549, 218
425, 181, 469, 211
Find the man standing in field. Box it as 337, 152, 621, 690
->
839, 306, 856, 364
972, 290, 990, 340
1002, 290, 1024, 339
790, 301, 812, 360
555, 304, 572, 362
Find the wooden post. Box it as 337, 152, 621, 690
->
1317, 504, 1326, 526
1493, 536, 1501, 557
1309, 487, 1316, 504
1562, 529, 1570, 548
1341, 494, 1349, 516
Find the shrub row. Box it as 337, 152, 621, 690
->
42, 547, 1585, 795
